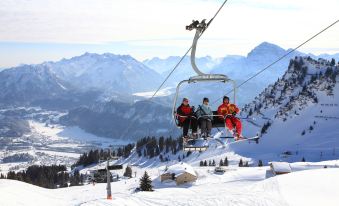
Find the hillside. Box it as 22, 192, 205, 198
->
1, 165, 338, 206
229, 57, 339, 162
60, 100, 177, 140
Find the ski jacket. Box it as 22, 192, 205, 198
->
217, 103, 239, 118
196, 104, 213, 120
177, 104, 194, 123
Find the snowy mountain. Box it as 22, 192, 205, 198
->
0, 53, 164, 109
228, 56, 339, 162
0, 65, 71, 106
212, 42, 303, 80
44, 53, 162, 94
143, 56, 220, 86
144, 42, 306, 106
318, 53, 339, 62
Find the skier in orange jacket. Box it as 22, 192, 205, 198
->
217, 96, 243, 140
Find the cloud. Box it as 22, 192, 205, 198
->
0, 0, 338, 67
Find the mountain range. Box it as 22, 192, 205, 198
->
0, 42, 338, 141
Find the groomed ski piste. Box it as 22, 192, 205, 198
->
1, 160, 339, 206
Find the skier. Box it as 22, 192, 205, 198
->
217, 96, 243, 140
196, 97, 213, 139
176, 97, 198, 141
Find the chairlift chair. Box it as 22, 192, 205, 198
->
172, 20, 237, 151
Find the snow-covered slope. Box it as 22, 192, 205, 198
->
229, 57, 339, 162
1, 166, 338, 206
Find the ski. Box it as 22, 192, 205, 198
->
224, 136, 260, 145
212, 132, 260, 146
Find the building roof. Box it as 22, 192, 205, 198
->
163, 162, 196, 176
270, 161, 292, 173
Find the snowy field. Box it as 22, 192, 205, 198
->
0, 164, 338, 206
0, 120, 129, 173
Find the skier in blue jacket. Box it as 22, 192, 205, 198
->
196, 97, 213, 138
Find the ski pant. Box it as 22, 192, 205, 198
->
182, 117, 197, 137
225, 116, 242, 135
199, 118, 212, 136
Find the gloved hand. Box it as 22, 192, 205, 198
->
191, 106, 195, 112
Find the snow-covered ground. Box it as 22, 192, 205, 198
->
1, 162, 338, 206
230, 59, 339, 163
0, 120, 128, 173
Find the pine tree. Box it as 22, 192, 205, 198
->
224, 157, 228, 166
200, 161, 204, 167
159, 154, 163, 162
208, 160, 212, 166
238, 159, 243, 167
244, 161, 249, 167
186, 151, 192, 157
203, 160, 207, 166
124, 166, 132, 178
330, 58, 336, 66
139, 171, 153, 192
212, 160, 216, 166
70, 170, 81, 186
159, 136, 164, 152
301, 157, 306, 162
248, 108, 253, 116
258, 160, 263, 167
219, 159, 224, 167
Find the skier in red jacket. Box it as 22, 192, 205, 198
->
217, 96, 243, 140
176, 98, 197, 139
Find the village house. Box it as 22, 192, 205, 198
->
160, 162, 197, 185
269, 162, 292, 175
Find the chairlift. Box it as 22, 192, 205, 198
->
172, 20, 259, 151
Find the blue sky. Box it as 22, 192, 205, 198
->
0, 0, 338, 68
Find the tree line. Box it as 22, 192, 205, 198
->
136, 136, 182, 160
73, 143, 135, 168
1, 165, 84, 189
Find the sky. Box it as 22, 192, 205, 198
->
0, 0, 339, 68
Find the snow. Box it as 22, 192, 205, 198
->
163, 162, 196, 176
230, 58, 339, 163
42, 52, 163, 94
33, 150, 80, 159
270, 162, 292, 174
1, 165, 338, 206
277, 168, 339, 206
0, 120, 129, 173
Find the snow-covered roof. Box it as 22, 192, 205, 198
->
270, 162, 292, 173
163, 162, 196, 176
